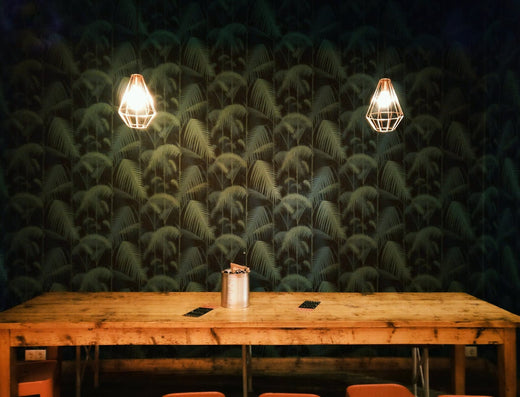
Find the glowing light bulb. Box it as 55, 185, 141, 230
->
376, 90, 392, 108
366, 78, 404, 133
124, 85, 148, 111
118, 74, 156, 129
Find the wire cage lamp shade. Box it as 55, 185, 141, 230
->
366, 78, 404, 133
118, 74, 156, 129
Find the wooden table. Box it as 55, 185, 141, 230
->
1, 292, 519, 397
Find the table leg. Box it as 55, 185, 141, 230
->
497, 328, 517, 397
242, 345, 252, 397
0, 330, 15, 397
452, 345, 465, 395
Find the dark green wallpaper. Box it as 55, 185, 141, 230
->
0, 0, 519, 317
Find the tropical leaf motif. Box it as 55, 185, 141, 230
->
74, 267, 112, 292
73, 152, 112, 180
7, 109, 43, 139
315, 120, 346, 162
209, 152, 246, 183
380, 241, 410, 282
177, 84, 206, 124
274, 113, 313, 143
208, 233, 247, 261
249, 160, 281, 201
148, 111, 181, 142
76, 185, 112, 214
407, 274, 442, 292
376, 206, 403, 245
277, 274, 313, 292
406, 146, 443, 177
183, 37, 215, 79
342, 186, 378, 214
246, 207, 273, 245
274, 193, 312, 223
42, 81, 72, 115
211, 185, 247, 215
276, 64, 313, 95
9, 193, 43, 220
142, 275, 180, 292
42, 164, 71, 201
141, 193, 180, 223
143, 144, 181, 177
182, 200, 215, 243
8, 143, 44, 174
8, 276, 42, 302
310, 166, 338, 204
73, 69, 112, 101
48, 117, 79, 159
251, 0, 280, 39
404, 114, 442, 143
342, 153, 377, 182
47, 200, 79, 242
445, 201, 475, 240
340, 266, 378, 293
315, 201, 346, 240
276, 145, 313, 176
115, 241, 147, 284
341, 234, 377, 262
406, 194, 442, 222
446, 121, 475, 161
114, 159, 146, 201
182, 119, 215, 161
380, 160, 410, 201
178, 247, 205, 287
250, 79, 280, 120
142, 226, 180, 258
316, 40, 346, 80
311, 85, 339, 124
72, 234, 112, 262
279, 225, 312, 254
9, 226, 43, 257
209, 104, 247, 135
311, 246, 336, 288
245, 125, 273, 162
249, 241, 280, 283
408, 226, 443, 257
110, 206, 138, 245
42, 247, 71, 286
208, 72, 247, 99
178, 165, 207, 205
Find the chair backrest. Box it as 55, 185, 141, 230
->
259, 394, 320, 397
346, 383, 414, 397
17, 360, 58, 397
162, 392, 226, 397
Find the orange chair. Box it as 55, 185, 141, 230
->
163, 392, 226, 397
17, 360, 58, 397
259, 393, 320, 397
346, 383, 414, 397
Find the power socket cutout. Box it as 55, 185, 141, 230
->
25, 349, 46, 360
464, 346, 477, 358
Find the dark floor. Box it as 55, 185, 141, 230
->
60, 365, 500, 397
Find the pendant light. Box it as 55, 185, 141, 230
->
118, 73, 156, 129
366, 78, 404, 133
117, 1, 156, 130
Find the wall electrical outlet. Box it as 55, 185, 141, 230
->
25, 349, 46, 360
465, 346, 477, 358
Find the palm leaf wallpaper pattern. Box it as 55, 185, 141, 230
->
0, 0, 519, 322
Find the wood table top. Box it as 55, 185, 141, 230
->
1, 292, 519, 330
